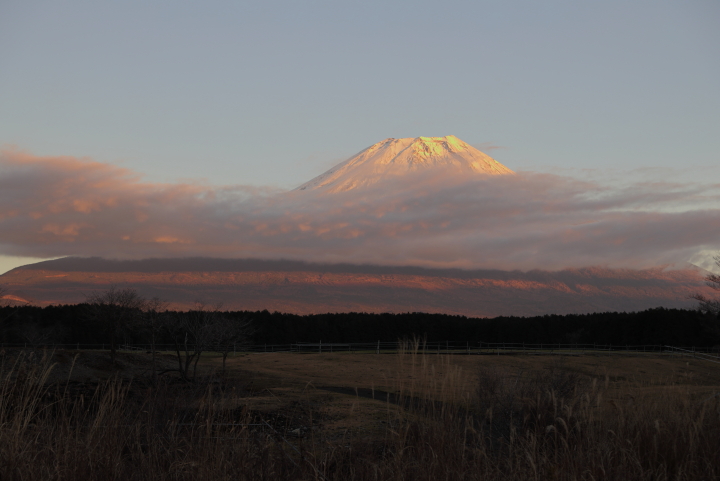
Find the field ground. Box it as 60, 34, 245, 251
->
226, 350, 720, 432
7, 347, 719, 441
3, 346, 720, 479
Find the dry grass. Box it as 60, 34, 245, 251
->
1, 347, 719, 480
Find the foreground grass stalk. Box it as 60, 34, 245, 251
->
1, 348, 719, 480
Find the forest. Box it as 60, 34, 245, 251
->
1, 302, 718, 348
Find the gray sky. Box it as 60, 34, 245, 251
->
1, 0, 719, 274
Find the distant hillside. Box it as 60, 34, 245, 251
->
0, 257, 711, 317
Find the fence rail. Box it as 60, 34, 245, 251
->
663, 345, 720, 364
2, 341, 720, 359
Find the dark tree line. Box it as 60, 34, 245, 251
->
0, 286, 251, 381
0, 305, 718, 349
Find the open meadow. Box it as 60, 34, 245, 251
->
2, 345, 720, 480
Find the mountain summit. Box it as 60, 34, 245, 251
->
296, 135, 514, 193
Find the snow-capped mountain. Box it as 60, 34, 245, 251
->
296, 135, 514, 193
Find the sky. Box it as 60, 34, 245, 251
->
0, 0, 719, 275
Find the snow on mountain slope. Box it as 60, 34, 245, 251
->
296, 136, 514, 193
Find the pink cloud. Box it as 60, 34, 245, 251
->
1, 148, 719, 270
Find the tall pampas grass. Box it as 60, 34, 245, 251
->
0, 346, 718, 480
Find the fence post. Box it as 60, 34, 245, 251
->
376, 341, 380, 355
319, 340, 322, 354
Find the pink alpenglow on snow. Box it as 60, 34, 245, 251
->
296, 136, 514, 193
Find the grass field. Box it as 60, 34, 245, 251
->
1, 345, 719, 480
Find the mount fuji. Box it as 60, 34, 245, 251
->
296, 135, 514, 194
0, 135, 711, 316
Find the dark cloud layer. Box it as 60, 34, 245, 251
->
1, 149, 718, 270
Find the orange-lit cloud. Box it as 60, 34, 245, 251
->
1, 149, 719, 270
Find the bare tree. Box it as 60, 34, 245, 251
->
692, 255, 720, 316
163, 302, 251, 380
0, 285, 27, 334
0, 285, 14, 342
138, 297, 169, 385
0, 284, 17, 309
167, 302, 221, 381
0, 285, 32, 307
207, 316, 253, 374
85, 286, 147, 364
19, 322, 61, 348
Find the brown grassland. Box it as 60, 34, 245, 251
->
1, 344, 720, 480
